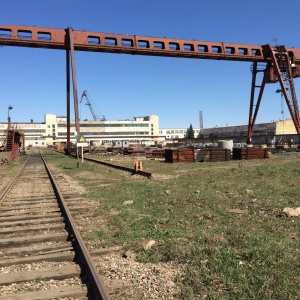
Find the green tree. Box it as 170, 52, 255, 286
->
186, 124, 195, 139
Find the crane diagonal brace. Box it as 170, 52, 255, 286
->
265, 44, 300, 138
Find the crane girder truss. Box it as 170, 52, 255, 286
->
2, 25, 300, 64
1, 25, 300, 143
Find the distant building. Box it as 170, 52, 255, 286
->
159, 128, 201, 140
0, 114, 159, 147
160, 119, 299, 146
0, 115, 298, 147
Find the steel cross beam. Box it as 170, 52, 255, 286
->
1, 25, 300, 64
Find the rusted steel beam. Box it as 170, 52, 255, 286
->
247, 45, 300, 143
1, 25, 300, 65
67, 27, 80, 141
266, 44, 300, 138
66, 50, 71, 149
83, 156, 152, 178
247, 62, 269, 144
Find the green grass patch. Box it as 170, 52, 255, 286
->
43, 150, 300, 299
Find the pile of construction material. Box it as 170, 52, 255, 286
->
196, 148, 231, 162
165, 147, 232, 163
120, 147, 166, 158
232, 147, 269, 159
123, 148, 147, 155
146, 149, 165, 159
165, 147, 195, 163
164, 145, 269, 163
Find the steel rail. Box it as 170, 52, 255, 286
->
83, 156, 152, 178
41, 154, 111, 300
0, 155, 29, 204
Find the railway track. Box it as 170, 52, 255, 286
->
0, 151, 110, 299
59, 149, 152, 178
82, 156, 152, 178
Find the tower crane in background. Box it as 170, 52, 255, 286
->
80, 90, 106, 121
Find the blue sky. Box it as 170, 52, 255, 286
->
1, 0, 300, 128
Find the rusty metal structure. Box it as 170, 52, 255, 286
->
1, 25, 300, 145
0, 115, 25, 162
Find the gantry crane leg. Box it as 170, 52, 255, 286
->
247, 62, 269, 144
266, 44, 300, 139
247, 45, 300, 144
67, 27, 81, 141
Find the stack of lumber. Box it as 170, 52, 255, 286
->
196, 148, 231, 162
165, 147, 195, 163
123, 148, 146, 155
165, 142, 186, 148
232, 147, 269, 160
146, 149, 165, 159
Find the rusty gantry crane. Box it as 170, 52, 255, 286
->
0, 25, 300, 146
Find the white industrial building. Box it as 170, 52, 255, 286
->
0, 114, 299, 148
0, 114, 160, 147
159, 128, 202, 140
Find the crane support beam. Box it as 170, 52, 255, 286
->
1, 25, 300, 68
265, 44, 300, 138
247, 62, 269, 144
67, 27, 80, 141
